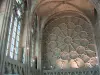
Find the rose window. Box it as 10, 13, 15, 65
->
42, 16, 98, 70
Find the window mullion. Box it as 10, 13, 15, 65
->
13, 17, 19, 60
7, 13, 16, 57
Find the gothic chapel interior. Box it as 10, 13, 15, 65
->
1, 0, 100, 75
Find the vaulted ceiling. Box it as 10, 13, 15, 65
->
34, 0, 96, 23
36, 0, 94, 16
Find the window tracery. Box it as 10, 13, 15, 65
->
6, 0, 24, 60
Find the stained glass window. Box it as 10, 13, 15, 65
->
6, 0, 24, 60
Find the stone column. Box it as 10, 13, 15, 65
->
91, 0, 100, 68
0, 0, 13, 74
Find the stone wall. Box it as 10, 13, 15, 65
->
0, 0, 6, 37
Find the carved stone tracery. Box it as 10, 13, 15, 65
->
42, 15, 98, 70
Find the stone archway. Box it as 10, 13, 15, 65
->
30, 0, 100, 70
42, 12, 98, 70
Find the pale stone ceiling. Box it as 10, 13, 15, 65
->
36, 0, 94, 17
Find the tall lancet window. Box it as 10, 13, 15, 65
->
6, 0, 24, 60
